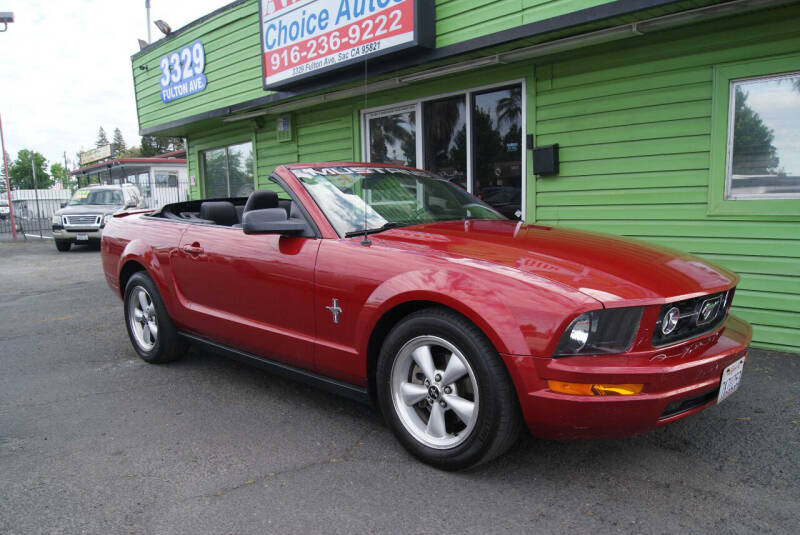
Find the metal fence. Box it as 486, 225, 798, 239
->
1, 180, 190, 240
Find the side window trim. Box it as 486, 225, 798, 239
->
267, 173, 321, 239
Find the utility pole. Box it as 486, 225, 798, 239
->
145, 0, 151, 44
63, 151, 69, 190
0, 112, 17, 241
30, 152, 43, 239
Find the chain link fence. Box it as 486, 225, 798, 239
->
1, 179, 190, 240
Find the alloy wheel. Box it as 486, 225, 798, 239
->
128, 286, 158, 352
390, 335, 479, 449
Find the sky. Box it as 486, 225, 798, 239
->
743, 77, 800, 175
0, 0, 229, 172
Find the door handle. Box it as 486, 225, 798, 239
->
182, 244, 204, 255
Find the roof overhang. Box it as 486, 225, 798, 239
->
70, 158, 187, 176
139, 0, 787, 136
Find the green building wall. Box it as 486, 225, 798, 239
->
146, 1, 799, 353
134, 1, 262, 133
530, 5, 800, 352
133, 0, 638, 132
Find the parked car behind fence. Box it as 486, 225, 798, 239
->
1, 179, 189, 240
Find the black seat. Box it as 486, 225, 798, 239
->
199, 201, 238, 226
244, 190, 278, 213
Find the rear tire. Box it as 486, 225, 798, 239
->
55, 240, 71, 252
377, 307, 521, 470
123, 272, 185, 363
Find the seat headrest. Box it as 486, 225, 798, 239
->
199, 201, 238, 226
245, 190, 278, 212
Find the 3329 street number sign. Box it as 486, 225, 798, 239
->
159, 40, 207, 103
259, 0, 433, 90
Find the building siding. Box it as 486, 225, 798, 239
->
532, 5, 800, 352
252, 103, 358, 189
435, 0, 616, 47
133, 0, 643, 132
133, 0, 263, 133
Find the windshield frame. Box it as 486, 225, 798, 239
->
289, 164, 506, 238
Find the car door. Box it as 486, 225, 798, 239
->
170, 197, 319, 371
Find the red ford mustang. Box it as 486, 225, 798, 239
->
101, 163, 750, 469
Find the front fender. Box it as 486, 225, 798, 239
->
355, 268, 534, 359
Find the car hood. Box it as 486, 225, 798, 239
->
372, 220, 738, 306
57, 204, 122, 216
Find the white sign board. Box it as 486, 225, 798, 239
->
259, 0, 432, 89
80, 144, 112, 166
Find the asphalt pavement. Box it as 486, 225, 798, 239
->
1, 240, 798, 534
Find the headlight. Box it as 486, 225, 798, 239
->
554, 307, 643, 357
102, 214, 113, 227
52, 215, 62, 225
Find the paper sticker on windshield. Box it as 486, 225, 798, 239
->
328, 173, 359, 189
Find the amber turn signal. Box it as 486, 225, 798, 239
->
547, 380, 643, 396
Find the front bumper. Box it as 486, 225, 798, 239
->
503, 315, 752, 439
52, 227, 103, 241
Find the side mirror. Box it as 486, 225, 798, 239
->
60, 202, 67, 208
242, 208, 305, 236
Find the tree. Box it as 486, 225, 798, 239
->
119, 146, 142, 158
369, 114, 415, 165
471, 107, 504, 189
50, 162, 68, 188
140, 135, 184, 157
732, 87, 779, 175
496, 87, 522, 128
423, 99, 461, 171
111, 128, 127, 155
8, 149, 52, 189
96, 127, 109, 148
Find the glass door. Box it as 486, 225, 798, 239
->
423, 95, 467, 190
471, 86, 523, 219
362, 82, 525, 219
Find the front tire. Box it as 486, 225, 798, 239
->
55, 240, 71, 252
123, 272, 185, 363
377, 308, 521, 470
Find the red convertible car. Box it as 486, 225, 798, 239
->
101, 163, 750, 469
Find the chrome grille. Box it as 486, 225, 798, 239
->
65, 215, 101, 226
652, 288, 734, 347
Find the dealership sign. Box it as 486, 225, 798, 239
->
259, 0, 432, 89
159, 40, 207, 103
80, 144, 112, 166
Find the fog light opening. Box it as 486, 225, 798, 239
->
547, 380, 643, 396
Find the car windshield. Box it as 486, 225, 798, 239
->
292, 165, 505, 237
69, 188, 123, 206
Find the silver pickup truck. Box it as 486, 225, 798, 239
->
51, 184, 144, 251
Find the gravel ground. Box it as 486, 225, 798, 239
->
1, 240, 798, 534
